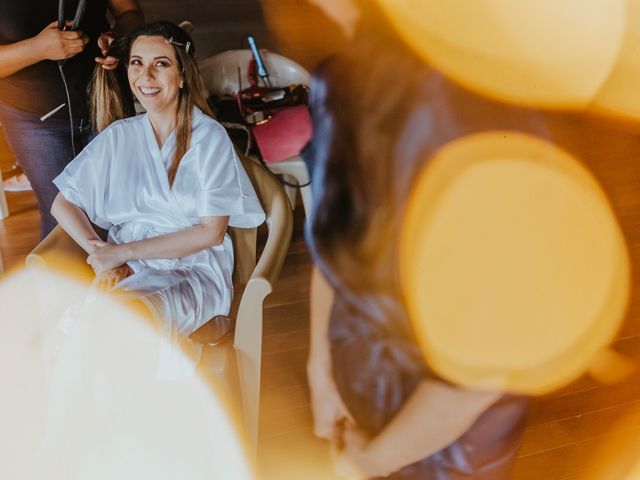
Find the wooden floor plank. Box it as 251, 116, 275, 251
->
258, 427, 337, 480
526, 373, 640, 427
512, 426, 640, 480
263, 299, 309, 337
518, 400, 640, 457
261, 383, 310, 414
262, 346, 308, 372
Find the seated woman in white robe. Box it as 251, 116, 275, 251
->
50, 21, 265, 340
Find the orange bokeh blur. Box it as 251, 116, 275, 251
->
376, 0, 625, 109
591, 0, 640, 122
400, 132, 631, 395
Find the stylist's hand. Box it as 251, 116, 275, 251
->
307, 358, 354, 446
33, 21, 89, 61
95, 264, 132, 292
87, 239, 126, 274
95, 32, 118, 70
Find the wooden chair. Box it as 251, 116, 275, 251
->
0, 180, 7, 220
0, 122, 11, 219
25, 155, 293, 454
200, 50, 313, 218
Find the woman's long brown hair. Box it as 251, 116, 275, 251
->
89, 21, 213, 187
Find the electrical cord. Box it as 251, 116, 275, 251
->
282, 179, 311, 188
53, 0, 88, 157
57, 61, 76, 157
270, 167, 311, 189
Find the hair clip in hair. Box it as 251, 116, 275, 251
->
167, 36, 191, 54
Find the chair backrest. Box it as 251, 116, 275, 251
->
189, 155, 293, 344
199, 49, 311, 97
230, 154, 293, 294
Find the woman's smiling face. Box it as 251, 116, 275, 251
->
128, 35, 183, 116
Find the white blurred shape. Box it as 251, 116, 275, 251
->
0, 268, 252, 480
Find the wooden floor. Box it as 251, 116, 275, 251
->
4, 1, 640, 479
4, 178, 640, 480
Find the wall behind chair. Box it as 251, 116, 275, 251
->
139, 0, 346, 70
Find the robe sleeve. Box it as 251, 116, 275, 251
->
197, 125, 266, 228
52, 128, 114, 230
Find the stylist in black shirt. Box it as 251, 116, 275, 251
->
0, 0, 143, 237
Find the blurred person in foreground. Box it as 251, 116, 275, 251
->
303, 1, 542, 478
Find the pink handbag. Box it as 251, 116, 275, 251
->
237, 40, 313, 164
211, 37, 313, 165
250, 104, 313, 164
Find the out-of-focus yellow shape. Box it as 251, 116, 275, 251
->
376, 0, 625, 108
582, 405, 640, 479
588, 348, 637, 385
628, 460, 640, 479
400, 132, 630, 395
591, 0, 640, 121
0, 268, 252, 480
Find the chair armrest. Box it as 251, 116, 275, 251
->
25, 226, 92, 276
234, 190, 293, 353
251, 184, 294, 288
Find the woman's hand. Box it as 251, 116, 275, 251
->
307, 359, 354, 446
33, 21, 89, 62
87, 239, 127, 274
95, 32, 118, 70
332, 426, 393, 479
95, 264, 132, 292
333, 380, 503, 478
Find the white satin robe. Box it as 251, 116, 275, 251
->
54, 107, 265, 336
